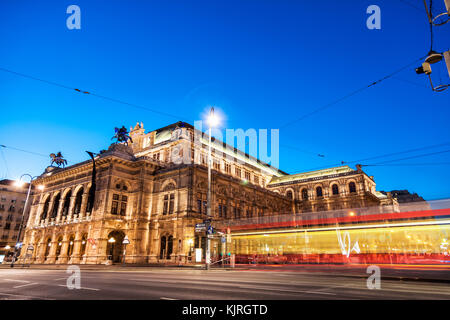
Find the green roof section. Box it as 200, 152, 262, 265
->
268, 165, 355, 185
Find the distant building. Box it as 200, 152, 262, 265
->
20, 121, 398, 265
380, 190, 426, 203
0, 179, 31, 262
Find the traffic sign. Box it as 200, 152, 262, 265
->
195, 223, 206, 232
15, 242, 23, 249
122, 235, 130, 245
207, 225, 214, 235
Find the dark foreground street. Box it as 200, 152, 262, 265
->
0, 266, 449, 300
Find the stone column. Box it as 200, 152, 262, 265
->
55, 199, 64, 223
80, 192, 89, 219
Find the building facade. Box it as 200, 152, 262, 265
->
20, 121, 397, 265
0, 179, 31, 262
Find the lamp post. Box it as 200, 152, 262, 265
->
10, 174, 42, 268
206, 107, 219, 270
108, 237, 116, 262
3, 245, 11, 263
122, 235, 130, 265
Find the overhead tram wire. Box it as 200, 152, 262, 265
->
0, 144, 49, 158
279, 55, 427, 130
0, 67, 185, 122
362, 162, 450, 167
364, 148, 450, 166
292, 141, 450, 173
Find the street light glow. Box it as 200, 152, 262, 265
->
37, 184, 45, 191
14, 180, 25, 188
207, 107, 219, 128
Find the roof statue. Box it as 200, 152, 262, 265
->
49, 152, 67, 168
112, 126, 133, 146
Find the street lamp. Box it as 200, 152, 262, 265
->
108, 237, 116, 262
205, 107, 220, 270
10, 174, 42, 268
187, 238, 193, 261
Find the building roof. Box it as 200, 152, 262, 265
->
268, 166, 356, 186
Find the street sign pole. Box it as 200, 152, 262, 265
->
122, 235, 130, 265
206, 120, 212, 270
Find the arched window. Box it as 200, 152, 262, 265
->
41, 197, 50, 220
167, 236, 173, 259
50, 193, 61, 218
160, 236, 166, 259
332, 184, 339, 195
349, 182, 357, 193
316, 186, 323, 198
73, 187, 84, 216
44, 238, 51, 260
67, 235, 75, 257
286, 190, 293, 200
86, 187, 94, 214
301, 189, 308, 200
55, 236, 63, 257
80, 234, 88, 256
62, 190, 72, 216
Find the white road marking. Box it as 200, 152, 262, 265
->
237, 284, 337, 295
57, 284, 100, 291
13, 282, 39, 289
2, 279, 30, 283
160, 297, 178, 300
0, 292, 54, 300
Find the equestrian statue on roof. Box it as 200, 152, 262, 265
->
112, 126, 133, 145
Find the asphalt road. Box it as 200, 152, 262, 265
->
0, 267, 449, 300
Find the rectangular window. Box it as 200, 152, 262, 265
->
203, 201, 207, 215
197, 199, 202, 214
120, 202, 127, 216
245, 171, 250, 181
111, 198, 119, 215
254, 175, 259, 184
169, 194, 174, 214
213, 161, 220, 170
235, 168, 241, 178
5, 222, 11, 230
224, 163, 231, 174
163, 195, 169, 215
111, 194, 127, 216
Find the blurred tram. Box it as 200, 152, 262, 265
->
226, 207, 450, 265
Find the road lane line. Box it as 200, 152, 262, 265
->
0, 292, 54, 300
57, 284, 100, 291
160, 297, 178, 300
3, 279, 30, 283
237, 284, 337, 295
13, 282, 38, 289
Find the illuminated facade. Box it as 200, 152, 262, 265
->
0, 179, 31, 262
20, 121, 399, 265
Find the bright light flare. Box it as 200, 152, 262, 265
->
14, 180, 25, 188
207, 109, 220, 127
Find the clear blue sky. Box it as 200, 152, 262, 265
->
0, 0, 449, 200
